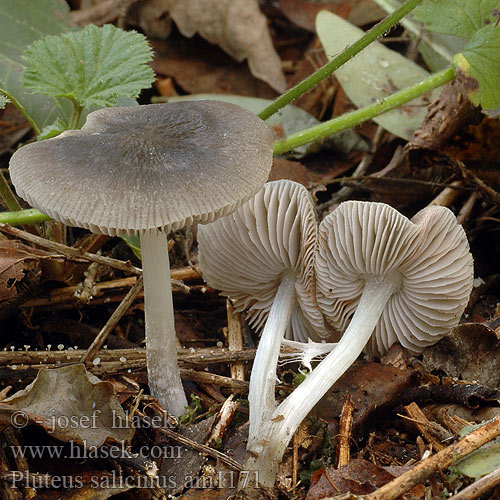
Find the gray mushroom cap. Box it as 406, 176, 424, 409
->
198, 179, 333, 342
316, 201, 474, 355
9, 101, 275, 236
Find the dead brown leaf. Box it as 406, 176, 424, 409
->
0, 240, 52, 301
164, 0, 286, 93
4, 364, 134, 448
421, 323, 500, 388
279, 0, 352, 32
160, 415, 217, 496
152, 37, 277, 98
315, 360, 417, 435
269, 157, 328, 186
279, 0, 387, 32
306, 459, 398, 497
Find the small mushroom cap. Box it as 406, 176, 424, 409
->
9, 101, 274, 236
198, 180, 333, 342
316, 201, 474, 355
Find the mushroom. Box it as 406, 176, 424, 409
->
197, 179, 334, 453
9, 101, 274, 416
244, 200, 473, 487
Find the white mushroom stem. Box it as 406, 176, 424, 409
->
247, 273, 296, 454
141, 229, 188, 416
243, 274, 398, 487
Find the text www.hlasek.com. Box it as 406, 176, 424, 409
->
10, 441, 183, 460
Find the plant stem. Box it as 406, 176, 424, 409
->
258, 0, 426, 121
0, 88, 41, 136
0, 208, 51, 225
244, 276, 397, 487
0, 174, 23, 212
247, 274, 295, 455
68, 102, 83, 130
273, 67, 455, 156
140, 229, 188, 417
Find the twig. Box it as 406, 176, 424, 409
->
159, 425, 243, 471
179, 368, 248, 392
0, 345, 310, 369
336, 395, 355, 468
0, 224, 193, 289
456, 192, 479, 225
363, 416, 500, 500
321, 126, 385, 210
226, 301, 245, 382
0, 224, 142, 274
322, 175, 472, 191
81, 275, 144, 364
21, 273, 195, 309
3, 428, 36, 499
428, 180, 464, 208
403, 402, 453, 452
207, 395, 240, 447
455, 160, 500, 205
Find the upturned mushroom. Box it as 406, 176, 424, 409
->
244, 200, 473, 487
197, 179, 334, 454
9, 101, 274, 416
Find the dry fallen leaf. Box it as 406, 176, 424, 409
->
164, 0, 286, 93
0, 239, 51, 300
421, 323, 500, 388
4, 364, 134, 448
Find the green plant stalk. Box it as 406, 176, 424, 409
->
0, 88, 41, 136
0, 174, 23, 212
258, 0, 425, 121
0, 208, 51, 226
274, 67, 456, 156
68, 101, 84, 130
0, 91, 37, 214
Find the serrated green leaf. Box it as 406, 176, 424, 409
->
453, 24, 500, 110
372, 0, 467, 71
0, 94, 10, 109
414, 0, 498, 39
22, 24, 154, 108
0, 0, 74, 131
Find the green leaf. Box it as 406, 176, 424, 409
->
414, 0, 498, 39
317, 10, 439, 140
38, 118, 67, 140
22, 24, 154, 109
453, 24, 500, 110
122, 235, 142, 260
455, 423, 500, 479
0, 0, 75, 131
0, 94, 10, 109
372, 0, 467, 71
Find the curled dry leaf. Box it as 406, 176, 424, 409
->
0, 240, 51, 300
421, 323, 500, 388
164, 0, 286, 93
306, 459, 403, 498
4, 364, 134, 448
